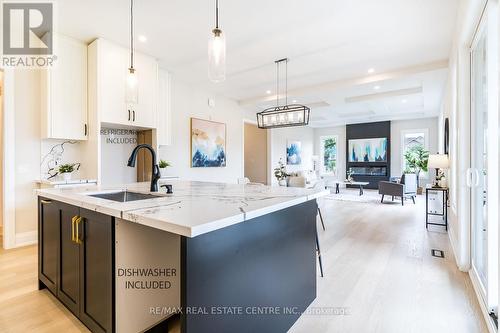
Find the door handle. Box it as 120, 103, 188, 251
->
71, 216, 77, 242
474, 169, 480, 187
84, 123, 87, 136
466, 168, 473, 188
75, 217, 83, 244
132, 110, 135, 122
40, 199, 52, 204
128, 109, 131, 121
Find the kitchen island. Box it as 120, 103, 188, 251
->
37, 181, 328, 333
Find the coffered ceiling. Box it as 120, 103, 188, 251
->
56, 0, 458, 126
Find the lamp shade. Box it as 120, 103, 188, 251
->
428, 154, 449, 169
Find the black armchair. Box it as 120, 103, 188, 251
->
378, 173, 417, 206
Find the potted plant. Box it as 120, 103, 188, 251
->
158, 159, 171, 178
403, 145, 429, 194
274, 159, 289, 186
58, 163, 80, 181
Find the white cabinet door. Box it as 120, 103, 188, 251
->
96, 39, 130, 127
132, 52, 157, 128
41, 34, 87, 140
90, 38, 158, 129
157, 69, 172, 146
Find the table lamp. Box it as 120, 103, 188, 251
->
427, 154, 449, 188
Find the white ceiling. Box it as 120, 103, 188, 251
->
56, 0, 458, 126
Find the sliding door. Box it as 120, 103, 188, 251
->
469, 1, 499, 316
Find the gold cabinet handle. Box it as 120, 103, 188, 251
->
71, 216, 77, 242
41, 199, 52, 204
75, 217, 83, 244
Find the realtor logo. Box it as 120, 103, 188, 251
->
2, 2, 55, 67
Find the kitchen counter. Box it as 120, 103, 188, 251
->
36, 180, 329, 237
37, 180, 328, 333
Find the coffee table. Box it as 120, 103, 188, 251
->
334, 181, 370, 196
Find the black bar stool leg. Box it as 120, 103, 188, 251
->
315, 228, 324, 277
317, 207, 325, 231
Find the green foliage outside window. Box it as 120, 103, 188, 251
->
323, 137, 337, 173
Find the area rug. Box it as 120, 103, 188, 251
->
323, 188, 384, 204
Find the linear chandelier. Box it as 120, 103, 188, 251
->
257, 58, 310, 129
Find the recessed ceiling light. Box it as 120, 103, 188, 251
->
402, 99, 408, 103
138, 35, 147, 43
266, 90, 272, 94
373, 85, 381, 90
367, 68, 375, 74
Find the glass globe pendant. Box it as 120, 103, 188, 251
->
208, 0, 226, 82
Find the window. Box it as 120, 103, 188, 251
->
320, 136, 338, 175
401, 129, 429, 178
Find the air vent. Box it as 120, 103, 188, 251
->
431, 249, 444, 258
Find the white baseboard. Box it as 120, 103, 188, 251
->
469, 268, 498, 333
15, 230, 38, 248
447, 224, 466, 271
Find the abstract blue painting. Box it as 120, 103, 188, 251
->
191, 118, 226, 167
286, 141, 302, 165
348, 138, 387, 162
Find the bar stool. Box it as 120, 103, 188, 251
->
316, 207, 325, 277
316, 228, 324, 277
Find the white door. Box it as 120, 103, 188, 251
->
469, 2, 499, 315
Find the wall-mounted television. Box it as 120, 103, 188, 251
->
348, 137, 387, 162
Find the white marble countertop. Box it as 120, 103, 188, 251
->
36, 180, 329, 237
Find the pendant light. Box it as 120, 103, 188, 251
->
256, 58, 310, 129
126, 0, 138, 103
208, 0, 226, 82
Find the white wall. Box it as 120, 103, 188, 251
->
158, 78, 253, 183
390, 117, 439, 185
100, 128, 138, 186
269, 126, 315, 185
14, 70, 41, 235
313, 119, 438, 183
313, 125, 346, 178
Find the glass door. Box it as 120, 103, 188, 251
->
470, 1, 498, 315
471, 19, 488, 293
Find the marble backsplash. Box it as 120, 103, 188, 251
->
40, 139, 84, 181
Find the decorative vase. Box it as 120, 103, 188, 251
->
160, 168, 167, 178
438, 178, 447, 188
278, 179, 287, 187
62, 172, 72, 181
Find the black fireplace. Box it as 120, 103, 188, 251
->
346, 121, 391, 189
350, 166, 387, 176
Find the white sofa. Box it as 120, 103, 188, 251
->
287, 170, 322, 189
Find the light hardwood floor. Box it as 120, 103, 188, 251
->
0, 191, 488, 333
291, 190, 488, 333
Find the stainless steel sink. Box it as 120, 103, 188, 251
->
88, 191, 161, 202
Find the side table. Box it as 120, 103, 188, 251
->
425, 187, 448, 230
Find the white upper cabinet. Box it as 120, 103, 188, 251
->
88, 38, 158, 129
157, 69, 172, 146
41, 34, 88, 140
